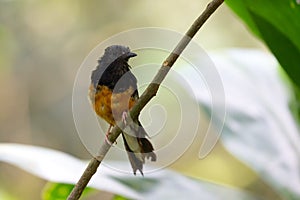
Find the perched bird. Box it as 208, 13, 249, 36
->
89, 45, 156, 175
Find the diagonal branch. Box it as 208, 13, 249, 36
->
67, 0, 224, 199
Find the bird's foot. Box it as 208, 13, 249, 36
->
105, 125, 114, 146
122, 111, 128, 126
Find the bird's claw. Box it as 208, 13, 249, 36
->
105, 125, 114, 146
105, 135, 113, 146
122, 111, 128, 126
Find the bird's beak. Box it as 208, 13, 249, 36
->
128, 52, 137, 58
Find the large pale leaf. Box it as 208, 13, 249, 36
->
0, 143, 258, 200
0, 143, 140, 199
181, 49, 300, 199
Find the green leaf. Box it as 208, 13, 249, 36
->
113, 195, 128, 200
0, 143, 258, 200
248, 9, 300, 88
182, 49, 300, 199
224, 1, 260, 38
226, 0, 300, 88
0, 189, 16, 200
42, 183, 95, 200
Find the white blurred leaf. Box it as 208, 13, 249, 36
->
0, 143, 258, 200
182, 49, 300, 199
0, 143, 140, 199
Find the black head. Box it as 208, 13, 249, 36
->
98, 45, 137, 67
91, 45, 137, 89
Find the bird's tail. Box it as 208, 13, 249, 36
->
121, 121, 156, 175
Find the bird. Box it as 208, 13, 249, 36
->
88, 45, 156, 175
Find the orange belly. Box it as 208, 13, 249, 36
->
89, 85, 136, 125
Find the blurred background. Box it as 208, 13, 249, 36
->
0, 0, 270, 199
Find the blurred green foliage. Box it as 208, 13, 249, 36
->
42, 183, 95, 200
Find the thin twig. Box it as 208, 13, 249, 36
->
67, 0, 224, 199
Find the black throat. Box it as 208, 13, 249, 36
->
91, 58, 137, 93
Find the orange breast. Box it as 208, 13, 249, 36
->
89, 84, 136, 125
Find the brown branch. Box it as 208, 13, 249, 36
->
67, 0, 224, 199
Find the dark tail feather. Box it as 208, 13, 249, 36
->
121, 132, 156, 175
140, 138, 157, 161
